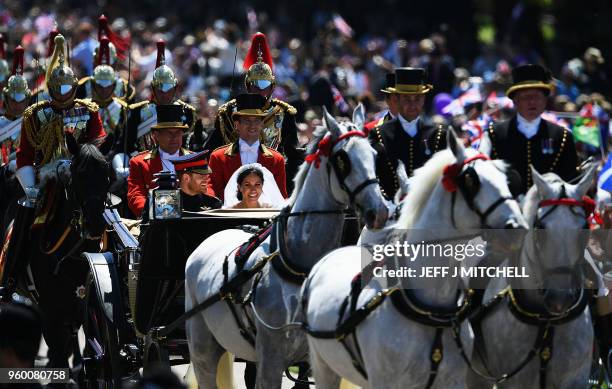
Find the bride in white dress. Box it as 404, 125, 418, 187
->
222, 163, 286, 209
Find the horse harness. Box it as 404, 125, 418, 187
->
156, 130, 379, 341
467, 185, 596, 389
301, 153, 513, 388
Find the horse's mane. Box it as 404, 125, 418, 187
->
522, 172, 563, 226
72, 143, 107, 174
397, 149, 457, 228
288, 125, 328, 205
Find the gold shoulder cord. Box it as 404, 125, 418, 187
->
23, 102, 63, 166
526, 140, 532, 188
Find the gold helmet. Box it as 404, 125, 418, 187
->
3, 46, 31, 103
92, 37, 116, 89
151, 39, 177, 92
243, 32, 275, 93
0, 34, 8, 83
46, 34, 78, 103
93, 41, 118, 67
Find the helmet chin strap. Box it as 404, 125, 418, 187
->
51, 89, 77, 110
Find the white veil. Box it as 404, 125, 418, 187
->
223, 163, 286, 208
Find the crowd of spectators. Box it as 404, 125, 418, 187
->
0, 0, 611, 157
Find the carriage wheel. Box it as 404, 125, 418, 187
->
82, 273, 122, 388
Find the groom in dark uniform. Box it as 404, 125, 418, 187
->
487, 64, 578, 194
369, 67, 446, 199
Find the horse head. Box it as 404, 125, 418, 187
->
399, 128, 526, 230
65, 143, 111, 239
318, 104, 388, 229
522, 163, 597, 315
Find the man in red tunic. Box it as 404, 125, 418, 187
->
127, 104, 205, 218
208, 93, 287, 200
15, 34, 106, 199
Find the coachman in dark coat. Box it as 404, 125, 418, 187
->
369, 67, 446, 199
487, 64, 578, 194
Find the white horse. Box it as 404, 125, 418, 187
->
465, 164, 598, 389
185, 105, 389, 388
302, 129, 527, 389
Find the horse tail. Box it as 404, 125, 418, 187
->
215, 352, 234, 389
339, 378, 361, 389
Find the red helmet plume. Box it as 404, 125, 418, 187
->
0, 34, 6, 59
11, 46, 24, 75
156, 40, 166, 68
243, 32, 273, 72
98, 14, 130, 60
96, 37, 111, 66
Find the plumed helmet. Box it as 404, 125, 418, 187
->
93, 41, 118, 67
243, 32, 275, 92
3, 46, 31, 102
46, 34, 78, 99
0, 34, 8, 83
92, 37, 116, 88
97, 14, 129, 60
151, 39, 177, 92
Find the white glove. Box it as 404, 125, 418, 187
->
112, 153, 131, 178
15, 165, 39, 202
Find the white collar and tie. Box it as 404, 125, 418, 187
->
398, 115, 419, 138
239, 139, 260, 165
516, 113, 542, 139
159, 149, 179, 173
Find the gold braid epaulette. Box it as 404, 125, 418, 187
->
22, 101, 63, 166
177, 99, 196, 112
271, 99, 297, 115
74, 98, 100, 113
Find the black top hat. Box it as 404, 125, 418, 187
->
151, 104, 189, 130
506, 64, 554, 98
169, 150, 212, 175
232, 93, 268, 118
380, 73, 396, 94
388, 67, 433, 94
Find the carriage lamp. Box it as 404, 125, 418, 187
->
149, 171, 181, 220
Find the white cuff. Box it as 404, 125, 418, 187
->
15, 165, 36, 190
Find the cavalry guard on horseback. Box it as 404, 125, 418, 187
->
126, 39, 199, 157
2, 34, 106, 286
205, 32, 303, 193
77, 36, 129, 160
0, 46, 30, 168
76, 14, 135, 104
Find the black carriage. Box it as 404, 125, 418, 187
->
82, 204, 361, 387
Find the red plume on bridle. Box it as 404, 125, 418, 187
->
0, 34, 6, 60
243, 32, 273, 71
47, 29, 60, 58
155, 39, 166, 68
11, 46, 24, 76
96, 37, 111, 66
98, 14, 130, 60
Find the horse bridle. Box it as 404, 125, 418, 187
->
285, 130, 379, 218
524, 184, 595, 290
445, 154, 515, 228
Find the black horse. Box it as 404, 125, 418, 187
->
20, 143, 111, 370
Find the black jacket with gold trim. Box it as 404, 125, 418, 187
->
369, 117, 446, 199
488, 117, 578, 194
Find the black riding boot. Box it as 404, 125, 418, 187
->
593, 312, 612, 373
292, 362, 311, 389
244, 361, 256, 389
